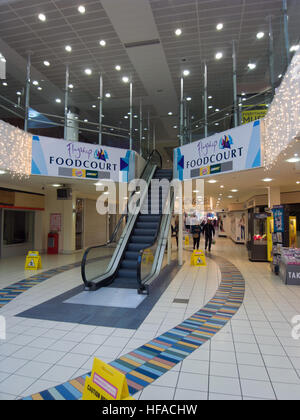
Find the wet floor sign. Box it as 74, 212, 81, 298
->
25, 251, 42, 270
191, 249, 206, 267
82, 358, 134, 400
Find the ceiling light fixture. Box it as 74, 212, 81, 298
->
122, 76, 129, 83
208, 180, 217, 183
186, 97, 192, 101
69, 84, 74, 89
55, 98, 61, 103
32, 80, 39, 86
262, 178, 273, 182
78, 5, 86, 14
175, 28, 182, 36
290, 45, 299, 52
286, 156, 300, 163
38, 13, 46, 22
231, 189, 238, 192
43, 60, 50, 66
2, 82, 7, 86
115, 65, 121, 71
215, 52, 223, 60
105, 93, 111, 98
248, 62, 257, 70
85, 68, 92, 75
0, 170, 6, 175
183, 70, 190, 76
99, 40, 106, 47
65, 45, 72, 52
168, 112, 173, 116
256, 32, 265, 39
37, 86, 42, 91
52, 184, 62, 188
16, 91, 22, 96
216, 23, 224, 31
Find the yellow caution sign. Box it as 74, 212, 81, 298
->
142, 249, 154, 265
82, 358, 134, 401
25, 251, 42, 270
185, 235, 189, 246
191, 249, 206, 267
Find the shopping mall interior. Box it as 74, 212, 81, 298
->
0, 0, 300, 402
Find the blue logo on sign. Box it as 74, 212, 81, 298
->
219, 134, 233, 150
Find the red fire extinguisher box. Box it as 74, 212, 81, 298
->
47, 232, 59, 255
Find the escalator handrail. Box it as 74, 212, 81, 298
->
81, 152, 161, 288
136, 188, 174, 291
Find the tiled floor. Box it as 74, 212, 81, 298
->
1, 238, 300, 400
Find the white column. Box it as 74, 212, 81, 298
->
267, 186, 281, 208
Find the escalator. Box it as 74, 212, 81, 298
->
81, 150, 175, 294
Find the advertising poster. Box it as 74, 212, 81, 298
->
272, 206, 284, 233
31, 135, 136, 183
174, 120, 261, 181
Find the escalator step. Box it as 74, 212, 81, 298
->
136, 222, 159, 229
133, 229, 157, 236
127, 243, 151, 252
121, 260, 138, 269
138, 215, 161, 222
125, 251, 140, 260
117, 268, 137, 279
130, 235, 155, 243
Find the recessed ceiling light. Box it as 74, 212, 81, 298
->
43, 60, 50, 66
248, 63, 256, 70
124, 116, 129, 119
220, 185, 224, 188
69, 84, 74, 89
122, 76, 129, 83
228, 195, 233, 199
55, 98, 61, 103
94, 182, 103, 186
0, 170, 6, 175
216, 23, 224, 31
105, 93, 111, 98
16, 91, 22, 96
2, 82, 7, 86
231, 189, 238, 192
296, 181, 300, 185
241, 92, 246, 96
290, 45, 299, 52
208, 180, 217, 183
92, 104, 96, 108
85, 68, 92, 75
37, 86, 42, 90
215, 108, 220, 112
183, 70, 190, 76
262, 178, 273, 182
65, 45, 72, 52
134, 115, 138, 119
256, 32, 265, 39
32, 80, 39, 86
78, 5, 86, 14
168, 112, 173, 116
99, 40, 106, 47
215, 52, 223, 60
38, 13, 46, 22
208, 105, 213, 109
115, 65, 121, 71
175, 28, 182, 36
208, 95, 213, 99
84, 119, 88, 122
186, 97, 192, 101
287, 157, 300, 163
278, 74, 283, 79
173, 125, 178, 129
52, 184, 62, 187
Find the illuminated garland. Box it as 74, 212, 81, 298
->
263, 50, 300, 170
0, 120, 32, 178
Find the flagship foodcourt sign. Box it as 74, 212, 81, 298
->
174, 120, 261, 181
31, 135, 135, 182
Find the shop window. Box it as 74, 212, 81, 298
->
3, 210, 33, 245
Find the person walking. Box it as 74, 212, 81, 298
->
203, 219, 215, 252
192, 222, 201, 250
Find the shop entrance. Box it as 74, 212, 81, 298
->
0, 209, 34, 258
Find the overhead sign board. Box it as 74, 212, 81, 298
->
31, 135, 136, 182
174, 120, 261, 181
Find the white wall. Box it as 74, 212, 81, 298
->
83, 199, 107, 248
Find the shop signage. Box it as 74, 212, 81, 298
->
82, 358, 133, 400
31, 135, 136, 182
174, 120, 261, 181
272, 205, 284, 233
242, 109, 268, 124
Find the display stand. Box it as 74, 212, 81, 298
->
279, 248, 300, 285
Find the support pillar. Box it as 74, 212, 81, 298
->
232, 41, 238, 128
267, 186, 281, 209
